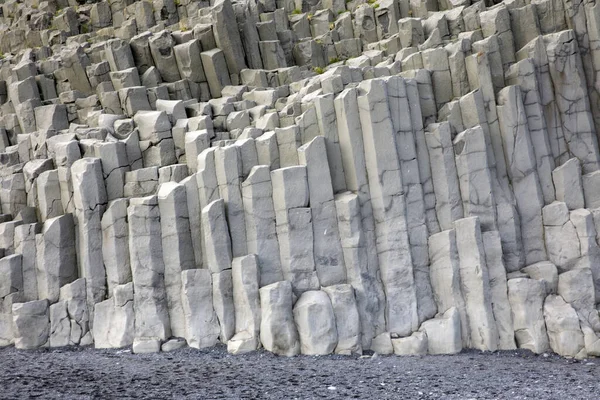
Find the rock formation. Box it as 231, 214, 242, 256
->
0, 0, 600, 359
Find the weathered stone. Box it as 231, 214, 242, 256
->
242, 166, 282, 287
425, 122, 463, 231
392, 331, 428, 356
453, 127, 496, 231
508, 278, 549, 354
481, 231, 516, 350
419, 307, 462, 355
454, 217, 498, 351
181, 269, 220, 349
334, 192, 386, 350
132, 337, 161, 354
101, 199, 131, 294
128, 196, 170, 340
71, 158, 107, 312
212, 269, 235, 344
36, 214, 77, 303
293, 290, 337, 355
552, 158, 585, 211
357, 79, 417, 336
543, 202, 580, 272
298, 136, 346, 287
428, 229, 469, 347
259, 281, 300, 357
158, 182, 195, 338
215, 145, 247, 258
202, 199, 233, 274
93, 282, 134, 349
322, 284, 362, 355
543, 294, 585, 357
271, 166, 319, 295
12, 299, 49, 349
230, 255, 261, 353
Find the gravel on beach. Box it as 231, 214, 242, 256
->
0, 345, 598, 399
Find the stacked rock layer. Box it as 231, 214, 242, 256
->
1, 0, 600, 358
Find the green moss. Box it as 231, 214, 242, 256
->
329, 57, 340, 64
372, 3, 379, 8
314, 66, 325, 74
292, 8, 301, 14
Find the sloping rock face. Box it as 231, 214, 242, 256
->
1, 0, 600, 359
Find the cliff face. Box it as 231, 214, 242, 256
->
1, 0, 600, 358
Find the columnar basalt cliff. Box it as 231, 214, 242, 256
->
1, 0, 600, 358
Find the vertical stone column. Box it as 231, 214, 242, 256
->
385, 76, 436, 323
406, 78, 440, 235
36, 214, 77, 304
505, 59, 556, 205
215, 145, 247, 258
94, 141, 130, 201
357, 79, 418, 336
465, 53, 512, 200
71, 158, 107, 315
544, 30, 600, 173
242, 166, 283, 287
128, 195, 170, 340
271, 166, 319, 295
508, 277, 549, 353
158, 182, 195, 338
101, 199, 131, 295
229, 254, 261, 354
517, 36, 570, 166
202, 199, 235, 343
36, 170, 63, 221
425, 122, 463, 231
428, 229, 469, 347
454, 217, 498, 351
481, 231, 516, 350
14, 223, 42, 301
497, 85, 547, 265
180, 174, 203, 268
334, 192, 386, 349
181, 269, 220, 349
312, 94, 347, 193
453, 126, 497, 231
334, 88, 382, 308
197, 147, 220, 267
298, 136, 346, 287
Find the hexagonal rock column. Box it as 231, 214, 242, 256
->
357, 78, 418, 336
128, 195, 170, 340
298, 136, 346, 287
101, 199, 131, 295
71, 158, 107, 316
242, 166, 283, 287
181, 269, 220, 349
228, 255, 261, 354
453, 217, 498, 352
158, 182, 195, 338
334, 192, 386, 350
36, 214, 77, 303
271, 166, 319, 296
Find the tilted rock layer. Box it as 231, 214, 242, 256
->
0, 0, 600, 359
